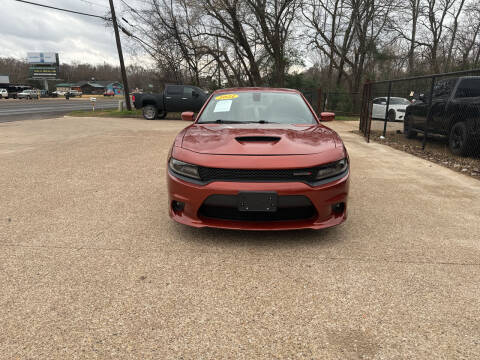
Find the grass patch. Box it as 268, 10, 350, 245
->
67, 109, 183, 120
334, 115, 359, 121
67, 109, 142, 118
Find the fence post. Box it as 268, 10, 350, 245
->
382, 81, 392, 137
366, 83, 373, 143
317, 88, 322, 116
323, 92, 327, 112
422, 76, 436, 150
360, 81, 370, 133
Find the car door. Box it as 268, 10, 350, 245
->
429, 79, 456, 134
181, 86, 197, 111
164, 85, 184, 112
190, 86, 207, 111
372, 98, 386, 119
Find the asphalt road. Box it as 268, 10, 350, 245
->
0, 118, 479, 359
0, 99, 119, 122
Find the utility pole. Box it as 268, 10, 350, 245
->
109, 0, 131, 110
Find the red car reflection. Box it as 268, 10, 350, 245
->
167, 88, 349, 230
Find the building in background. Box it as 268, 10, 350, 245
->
55, 81, 123, 95
97, 81, 124, 95
0, 75, 10, 88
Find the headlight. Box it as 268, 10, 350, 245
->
169, 158, 200, 180
316, 158, 348, 180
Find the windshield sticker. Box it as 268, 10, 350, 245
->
213, 100, 233, 112
215, 94, 238, 100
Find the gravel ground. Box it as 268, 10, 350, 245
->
0, 117, 479, 359
363, 120, 480, 180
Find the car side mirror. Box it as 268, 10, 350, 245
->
181, 111, 195, 121
320, 112, 335, 122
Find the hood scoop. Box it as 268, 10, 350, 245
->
235, 136, 281, 143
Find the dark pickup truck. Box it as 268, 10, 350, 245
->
404, 76, 480, 156
133, 84, 208, 120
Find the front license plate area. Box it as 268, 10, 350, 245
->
238, 192, 278, 212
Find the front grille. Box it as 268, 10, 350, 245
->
198, 195, 317, 222
198, 167, 318, 182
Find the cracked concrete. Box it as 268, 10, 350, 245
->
0, 116, 479, 359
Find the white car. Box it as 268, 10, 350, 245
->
68, 90, 83, 97
372, 97, 411, 121
17, 89, 39, 100
0, 88, 8, 99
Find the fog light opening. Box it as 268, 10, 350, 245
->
172, 201, 185, 213
332, 202, 345, 214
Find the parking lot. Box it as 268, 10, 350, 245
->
1, 116, 479, 359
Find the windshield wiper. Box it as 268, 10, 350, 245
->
248, 120, 279, 124
200, 119, 245, 124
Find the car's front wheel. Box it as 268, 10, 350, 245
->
388, 109, 396, 122
449, 122, 473, 156
142, 105, 158, 120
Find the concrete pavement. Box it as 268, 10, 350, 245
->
0, 117, 479, 359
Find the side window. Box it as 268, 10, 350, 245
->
373, 98, 381, 104
455, 79, 480, 98
166, 85, 182, 95
433, 79, 456, 98
183, 86, 194, 98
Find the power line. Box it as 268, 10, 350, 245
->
79, 0, 110, 10
13, 0, 107, 20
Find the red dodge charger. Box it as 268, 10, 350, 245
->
167, 88, 350, 230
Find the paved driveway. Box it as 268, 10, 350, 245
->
0, 117, 479, 359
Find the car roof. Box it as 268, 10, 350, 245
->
214, 87, 301, 94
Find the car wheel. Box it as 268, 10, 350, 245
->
388, 109, 396, 122
404, 116, 417, 139
142, 105, 158, 120
449, 122, 472, 156
158, 111, 167, 119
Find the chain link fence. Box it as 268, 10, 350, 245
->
358, 69, 480, 177
300, 88, 321, 114
360, 69, 480, 156
321, 91, 362, 116
300, 89, 362, 117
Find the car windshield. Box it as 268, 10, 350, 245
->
197, 91, 316, 124
390, 98, 411, 105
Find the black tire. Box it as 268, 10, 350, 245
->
388, 109, 396, 122
142, 105, 158, 120
449, 122, 472, 157
404, 115, 417, 139
157, 111, 167, 119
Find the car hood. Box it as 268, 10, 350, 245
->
181, 124, 339, 155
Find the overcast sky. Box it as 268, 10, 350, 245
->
0, 0, 145, 65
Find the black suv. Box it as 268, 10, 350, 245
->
404, 76, 480, 156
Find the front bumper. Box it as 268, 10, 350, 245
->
167, 170, 349, 230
